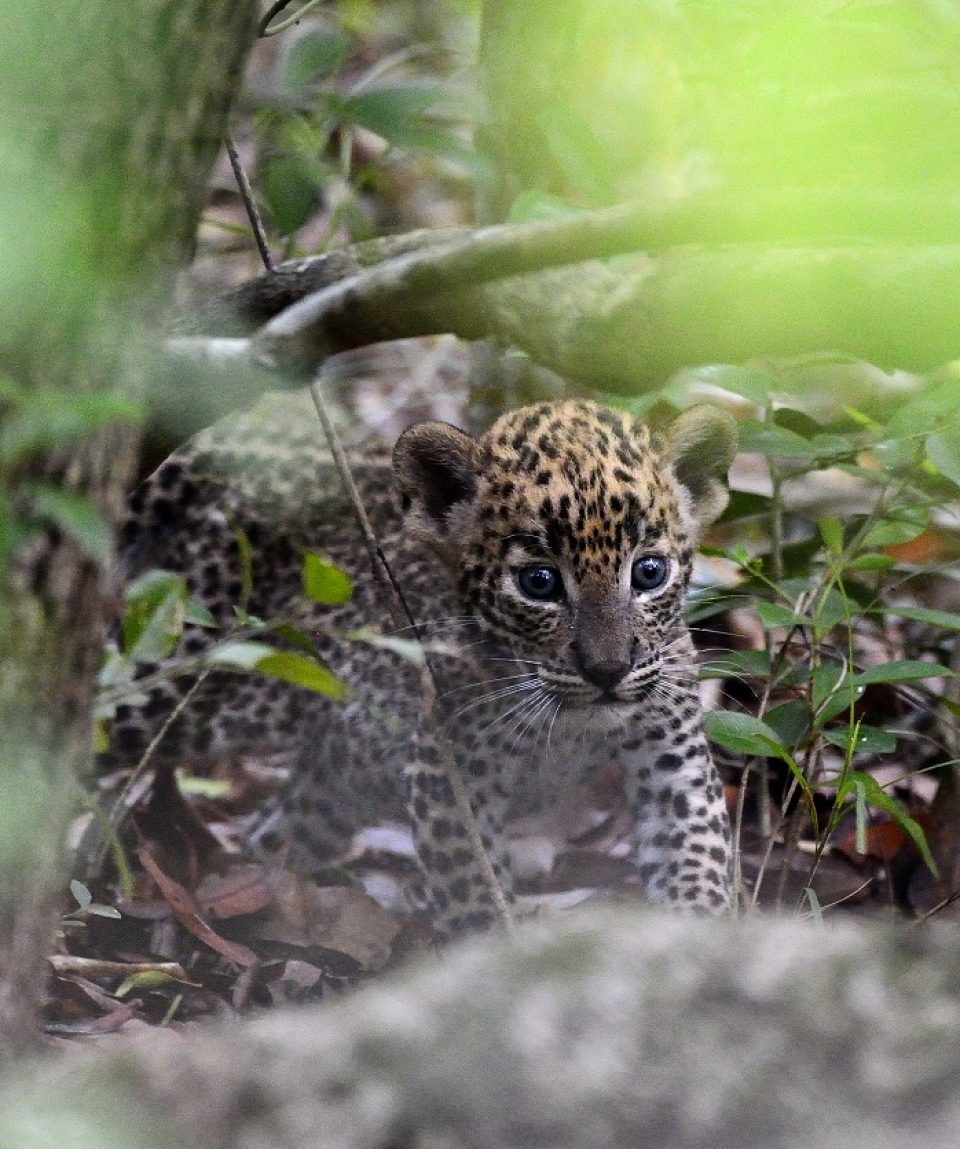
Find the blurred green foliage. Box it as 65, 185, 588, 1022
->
250, 0, 479, 250
0, 0, 171, 601
478, 1, 960, 383
0, 1, 112, 338
487, 0, 960, 211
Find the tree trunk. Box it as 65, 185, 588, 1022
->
0, 0, 257, 1059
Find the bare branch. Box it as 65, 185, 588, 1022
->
165, 336, 252, 367
259, 0, 327, 37
166, 190, 960, 392
225, 133, 275, 272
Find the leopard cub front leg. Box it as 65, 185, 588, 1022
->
617, 704, 732, 913
404, 726, 513, 936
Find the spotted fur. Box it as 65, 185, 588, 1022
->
108, 393, 736, 931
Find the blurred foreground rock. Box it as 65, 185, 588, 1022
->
4, 909, 960, 1149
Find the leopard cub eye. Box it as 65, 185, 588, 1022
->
631, 554, 669, 591
516, 565, 563, 602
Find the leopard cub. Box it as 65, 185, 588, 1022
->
109, 395, 737, 932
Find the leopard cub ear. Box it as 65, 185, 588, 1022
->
662, 405, 738, 526
392, 420, 480, 537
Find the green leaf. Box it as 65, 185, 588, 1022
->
93, 716, 110, 751
261, 153, 319, 236
538, 103, 617, 205
861, 515, 928, 548
207, 641, 276, 669
282, 28, 350, 92
232, 523, 254, 613
756, 601, 809, 629
871, 437, 918, 471
884, 604, 960, 632
122, 570, 188, 661
763, 700, 811, 748
811, 662, 845, 711
808, 661, 858, 721
86, 903, 121, 920
115, 969, 192, 998
506, 192, 582, 223
819, 516, 843, 555
853, 660, 952, 687
816, 683, 865, 725
0, 388, 141, 466
847, 553, 896, 572
926, 424, 960, 488
803, 886, 824, 924
344, 83, 470, 152
175, 771, 233, 798
822, 725, 897, 754
699, 650, 772, 680
26, 483, 113, 565
684, 587, 747, 623
210, 643, 349, 701
704, 710, 786, 757
884, 377, 960, 438
666, 365, 782, 407
271, 623, 321, 657
852, 779, 868, 854
813, 588, 854, 634
706, 709, 816, 825
810, 433, 857, 462
69, 879, 92, 909
838, 771, 938, 877
738, 422, 816, 460
185, 601, 217, 629
255, 651, 349, 700
347, 627, 425, 666
97, 649, 135, 691
303, 552, 353, 605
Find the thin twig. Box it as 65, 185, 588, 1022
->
165, 336, 251, 366
259, 1, 295, 35
804, 877, 876, 917
83, 670, 212, 879
307, 370, 512, 930
914, 884, 960, 923
95, 620, 298, 709
248, 191, 960, 369
749, 769, 801, 911
225, 133, 275, 272
415, 669, 515, 932
774, 799, 808, 910
307, 376, 425, 652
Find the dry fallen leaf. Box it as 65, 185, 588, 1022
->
249, 874, 402, 972
834, 818, 914, 866
138, 846, 258, 968
195, 862, 281, 919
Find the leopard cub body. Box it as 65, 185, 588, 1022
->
110, 394, 735, 931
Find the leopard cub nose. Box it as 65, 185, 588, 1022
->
573, 649, 632, 692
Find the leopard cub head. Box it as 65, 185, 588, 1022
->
393, 400, 735, 708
